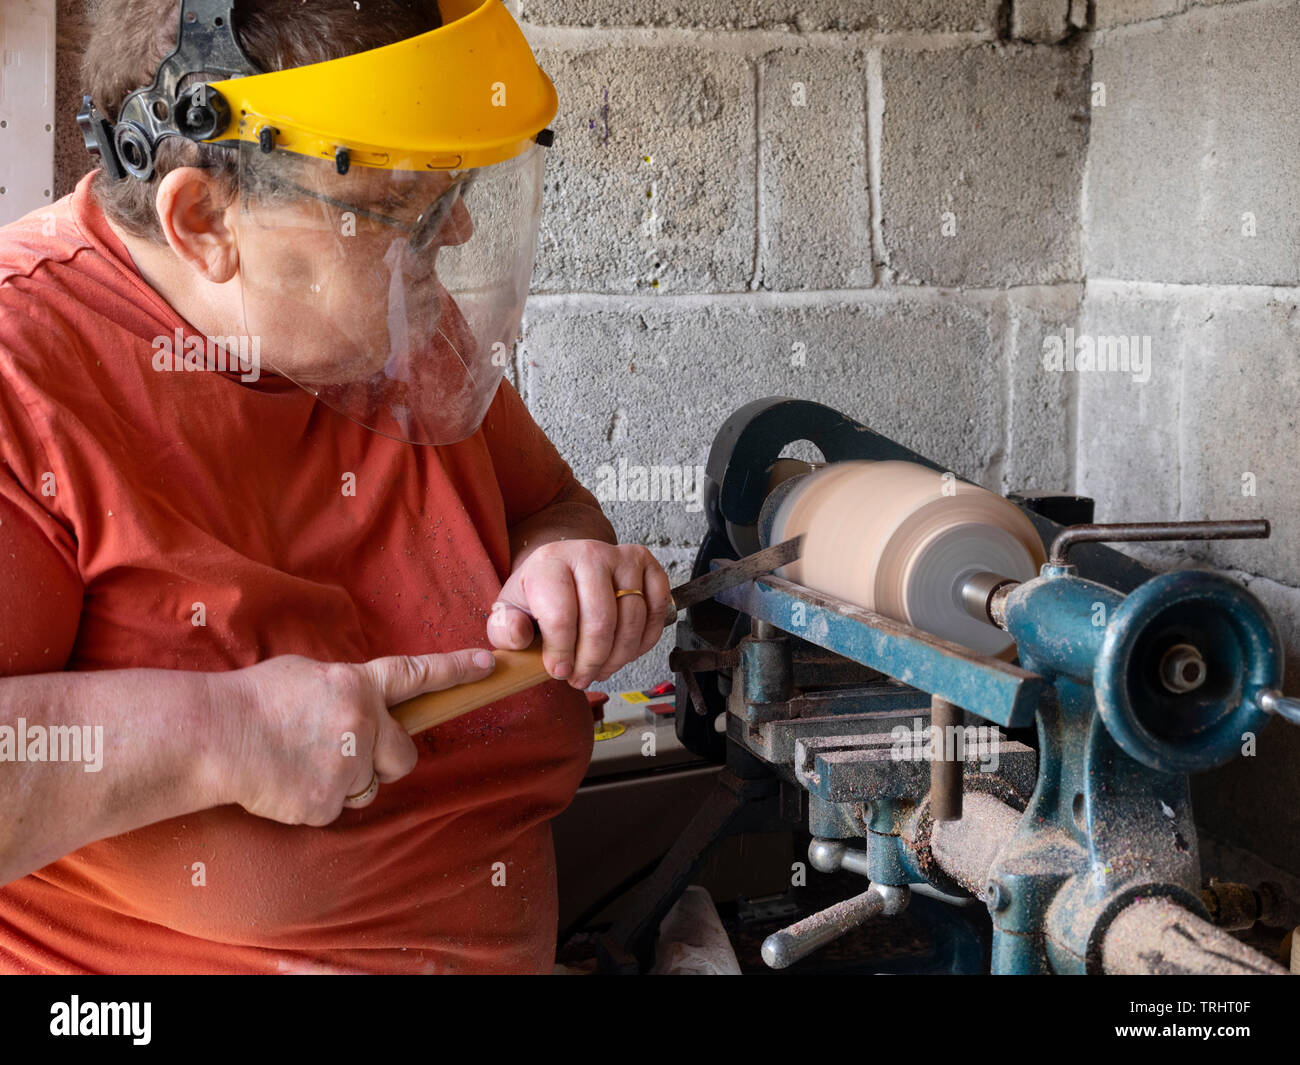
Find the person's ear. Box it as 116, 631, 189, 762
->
155, 167, 239, 282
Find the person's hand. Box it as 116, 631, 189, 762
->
207, 649, 496, 825
487, 541, 671, 689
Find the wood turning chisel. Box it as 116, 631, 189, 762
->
391, 536, 803, 735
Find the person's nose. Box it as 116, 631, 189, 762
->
432, 198, 473, 248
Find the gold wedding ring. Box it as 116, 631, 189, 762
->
343, 771, 379, 808
614, 589, 644, 600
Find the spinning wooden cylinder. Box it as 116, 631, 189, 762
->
769, 461, 1046, 657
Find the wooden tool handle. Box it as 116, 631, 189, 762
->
386, 542, 800, 735
390, 641, 552, 735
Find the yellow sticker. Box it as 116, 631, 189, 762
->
594, 722, 627, 742
620, 691, 650, 703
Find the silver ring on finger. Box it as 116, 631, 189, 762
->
343, 771, 379, 808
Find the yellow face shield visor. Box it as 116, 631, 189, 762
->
208, 0, 557, 172
78, 0, 558, 445
81, 0, 557, 180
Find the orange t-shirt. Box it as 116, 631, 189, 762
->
0, 171, 594, 974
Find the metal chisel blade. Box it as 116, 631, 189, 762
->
666, 535, 804, 618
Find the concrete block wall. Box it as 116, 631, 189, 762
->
1081, 0, 1300, 877
516, 4, 1092, 698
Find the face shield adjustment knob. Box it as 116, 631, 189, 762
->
114, 122, 157, 181
535, 128, 555, 147
335, 147, 351, 175
77, 94, 127, 181
258, 126, 275, 153
177, 84, 230, 141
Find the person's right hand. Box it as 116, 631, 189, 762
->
203, 649, 496, 826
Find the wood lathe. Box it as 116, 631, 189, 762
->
589, 397, 1300, 976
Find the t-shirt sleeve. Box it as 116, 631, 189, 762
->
0, 362, 82, 675
478, 380, 590, 528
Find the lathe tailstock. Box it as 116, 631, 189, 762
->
597, 398, 1299, 976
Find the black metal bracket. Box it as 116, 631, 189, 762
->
78, 0, 261, 181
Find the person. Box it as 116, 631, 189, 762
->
0, 0, 670, 974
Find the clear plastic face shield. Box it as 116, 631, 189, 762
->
234, 141, 546, 444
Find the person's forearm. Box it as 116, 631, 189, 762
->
0, 668, 222, 887
507, 487, 617, 571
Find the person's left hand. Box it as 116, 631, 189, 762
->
487, 541, 671, 689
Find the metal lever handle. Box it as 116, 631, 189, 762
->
930, 695, 963, 822
1048, 519, 1270, 566
760, 882, 908, 970
810, 839, 974, 907
1257, 689, 1300, 726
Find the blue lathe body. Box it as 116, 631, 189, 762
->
598, 398, 1299, 975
